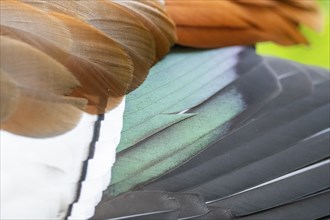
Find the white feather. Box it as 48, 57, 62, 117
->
1, 98, 126, 219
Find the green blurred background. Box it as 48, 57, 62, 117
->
257, 0, 330, 69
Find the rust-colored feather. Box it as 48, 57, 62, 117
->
165, 0, 322, 48
0, 0, 176, 137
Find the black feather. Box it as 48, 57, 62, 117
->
144, 82, 330, 193
93, 48, 330, 220
237, 190, 330, 220
209, 160, 330, 216
92, 191, 179, 220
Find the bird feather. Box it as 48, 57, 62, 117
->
165, 0, 322, 47
0, 36, 86, 137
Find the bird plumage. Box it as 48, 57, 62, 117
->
165, 0, 322, 48
1, 0, 175, 218
1, 102, 125, 219
0, 0, 328, 219
0, 0, 322, 134
1, 0, 176, 136
1, 36, 87, 137
93, 46, 330, 220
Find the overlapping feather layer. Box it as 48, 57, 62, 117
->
165, 0, 322, 48
0, 0, 176, 137
0, 0, 322, 137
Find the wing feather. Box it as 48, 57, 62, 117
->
0, 36, 86, 137
165, 0, 322, 47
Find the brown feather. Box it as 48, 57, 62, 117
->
275, 1, 322, 31
165, 0, 322, 48
0, 0, 176, 137
285, 0, 319, 10
0, 71, 20, 123
0, 36, 87, 137
235, 0, 277, 6
1, 95, 85, 138
50, 12, 134, 113
114, 0, 177, 62
23, 0, 156, 92
1, 1, 134, 114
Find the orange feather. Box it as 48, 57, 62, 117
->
165, 0, 322, 48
